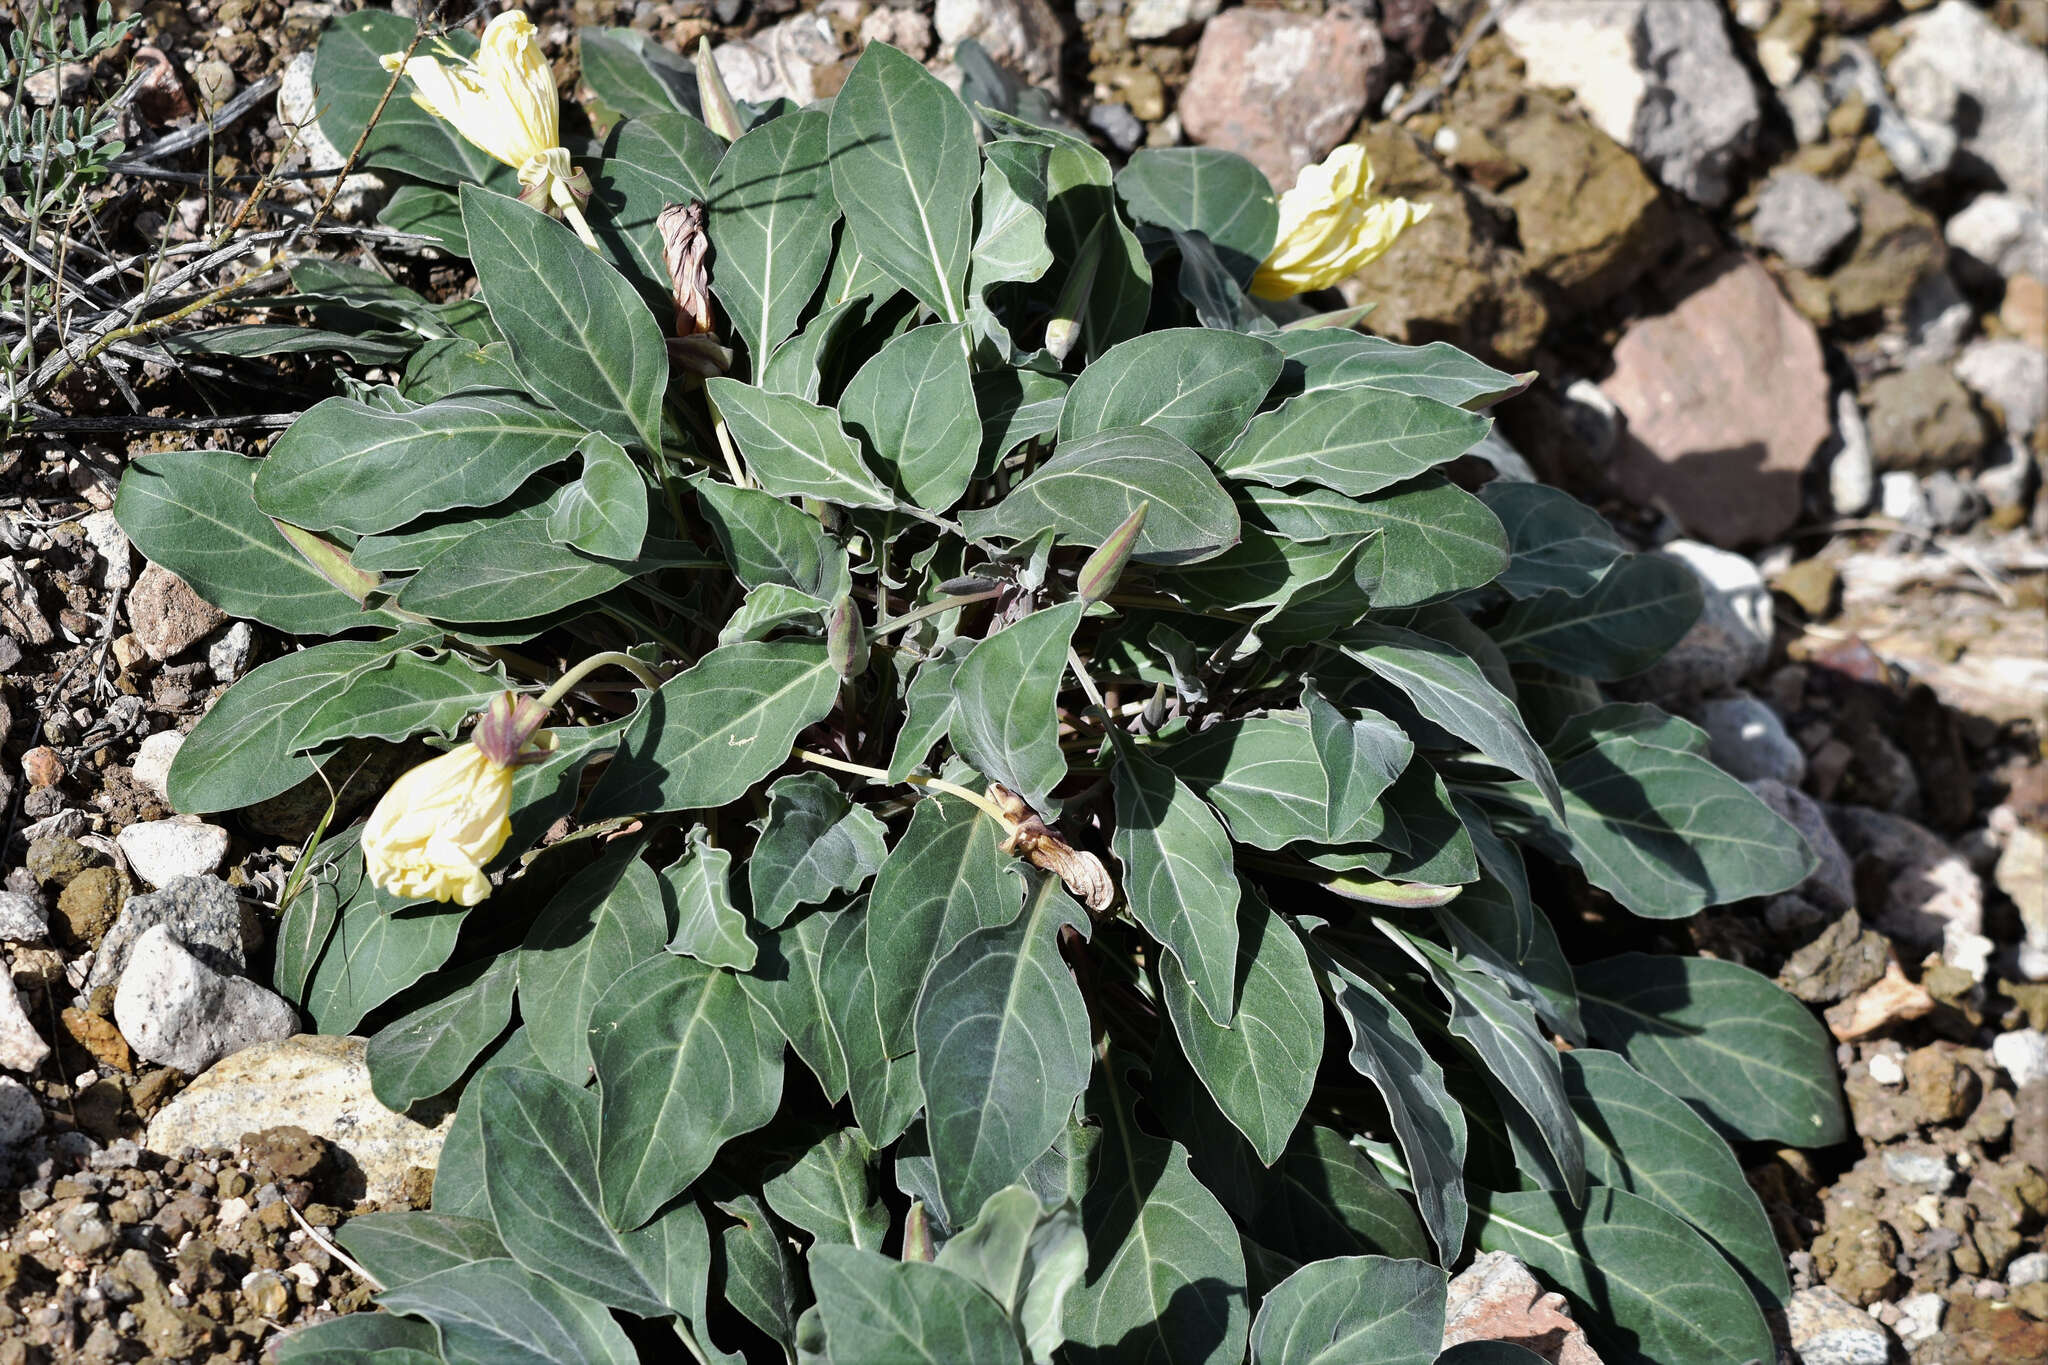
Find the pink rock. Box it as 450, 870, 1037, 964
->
1604, 255, 1831, 548
1177, 8, 1391, 191
128, 562, 227, 662
1442, 1251, 1603, 1365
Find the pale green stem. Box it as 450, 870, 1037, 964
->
869, 588, 1002, 641
795, 749, 1021, 835
536, 650, 664, 710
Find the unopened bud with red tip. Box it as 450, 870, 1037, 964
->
827, 596, 869, 679
470, 691, 551, 767
1077, 501, 1147, 604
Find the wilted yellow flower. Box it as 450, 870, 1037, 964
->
1250, 144, 1430, 301
361, 743, 516, 906
381, 11, 597, 248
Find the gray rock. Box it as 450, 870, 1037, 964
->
112, 925, 298, 1075
2009, 1251, 2048, 1288
0, 976, 49, 1074
1881, 1147, 1955, 1190
207, 621, 255, 683
711, 13, 841, 106
934, 0, 1065, 91
1894, 1292, 1944, 1349
1822, 42, 1954, 186
1124, 0, 1220, 42
1955, 338, 2048, 437
144, 1034, 455, 1204
1946, 193, 2048, 280
1751, 171, 1857, 271
1920, 470, 1986, 534
276, 51, 386, 221
1893, 271, 1974, 371
1979, 437, 2042, 522
1698, 693, 1806, 786
1086, 102, 1143, 154
0, 891, 48, 942
1500, 0, 1759, 207
129, 730, 182, 804
1780, 75, 1830, 146
114, 818, 229, 889
1748, 778, 1854, 913
54, 1202, 114, 1258
79, 510, 133, 592
1827, 806, 1984, 951
1862, 363, 1988, 473
1991, 1029, 2048, 1088
1786, 1285, 1892, 1365
83, 875, 258, 1002
1826, 390, 1876, 517
1892, 1, 2048, 209
1620, 541, 1773, 699
0, 1076, 44, 1151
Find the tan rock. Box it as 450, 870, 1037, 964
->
1605, 255, 1831, 547
145, 1034, 453, 1204
1826, 959, 1937, 1041
127, 563, 226, 663
1441, 1250, 1602, 1364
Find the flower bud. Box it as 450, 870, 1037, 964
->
1077, 501, 1147, 604
361, 743, 518, 906
827, 597, 869, 679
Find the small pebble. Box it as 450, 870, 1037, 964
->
1868, 1052, 1905, 1086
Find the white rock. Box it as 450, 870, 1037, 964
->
84, 875, 255, 1002
0, 1075, 43, 1151
0, 891, 48, 942
711, 13, 840, 107
1955, 339, 2048, 436
1822, 41, 1953, 185
1944, 925, 1995, 982
115, 818, 229, 888
1946, 193, 2048, 280
1894, 272, 1974, 371
0, 975, 49, 1074
1752, 171, 1858, 271
1125, 0, 1220, 42
216, 1195, 252, 1227
1621, 541, 1773, 699
1894, 1292, 1944, 1348
1698, 693, 1806, 786
1780, 76, 1830, 146
1880, 470, 1930, 527
1499, 0, 1758, 206
1991, 1029, 2048, 1088
935, 0, 1064, 90
1785, 1285, 1892, 1365
130, 730, 183, 803
1882, 1148, 1954, 1190
145, 1034, 455, 1204
1827, 390, 1876, 517
207, 621, 255, 683
1827, 806, 1984, 950
112, 925, 297, 1075
1892, 1, 2048, 210
2009, 1251, 2048, 1287
79, 511, 133, 592
1867, 1052, 1905, 1086
276, 51, 386, 221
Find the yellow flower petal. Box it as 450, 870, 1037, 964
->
1251, 144, 1430, 301
361, 744, 515, 906
381, 9, 559, 173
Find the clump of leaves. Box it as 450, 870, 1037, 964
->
127, 16, 1843, 1365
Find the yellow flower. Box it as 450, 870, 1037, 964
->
1250, 144, 1430, 301
381, 11, 597, 248
361, 743, 516, 907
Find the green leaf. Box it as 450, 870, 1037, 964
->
972, 154, 1055, 294
299, 834, 462, 1035
462, 185, 668, 454
1479, 710, 1816, 917
763, 1128, 889, 1251
712, 1188, 800, 1355
949, 600, 1084, 812
1274, 330, 1522, 408
1250, 1127, 1432, 1265
962, 428, 1242, 566
578, 27, 699, 122
401, 337, 523, 401
708, 110, 838, 365
1437, 1344, 1552, 1364
1160, 885, 1322, 1165
586, 640, 839, 818
916, 875, 1092, 1222
377, 1258, 637, 1365
748, 772, 891, 929
741, 907, 851, 1104
720, 580, 824, 646
1116, 148, 1278, 283
517, 844, 668, 1082
1249, 1256, 1447, 1365
548, 433, 649, 562
1303, 683, 1413, 838
867, 794, 1023, 1057
1216, 389, 1490, 497
1334, 621, 1564, 819
1574, 954, 1848, 1145
759, 295, 868, 400
478, 1066, 712, 1322
828, 42, 979, 322
164, 323, 419, 365
289, 649, 509, 753
659, 827, 756, 971
842, 323, 982, 512
888, 641, 970, 782
823, 908, 927, 1147
1473, 1187, 1775, 1365
935, 1185, 1087, 1365
1108, 728, 1241, 1025
812, 1246, 1024, 1365
1238, 476, 1508, 609
311, 12, 506, 188
1064, 1056, 1250, 1365
1317, 951, 1467, 1262
115, 451, 388, 636
704, 379, 894, 510
273, 1311, 442, 1363
339, 1211, 506, 1288
1488, 552, 1702, 681
592, 952, 786, 1229
976, 367, 1068, 468
165, 638, 404, 813
395, 510, 649, 623
1481, 482, 1628, 600
382, 184, 470, 255
1059, 329, 1282, 458
1169, 712, 1375, 850
694, 478, 852, 600
365, 953, 517, 1111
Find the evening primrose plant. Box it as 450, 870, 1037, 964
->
121, 12, 1843, 1365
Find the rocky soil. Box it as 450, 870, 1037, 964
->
2, 0, 2044, 1362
